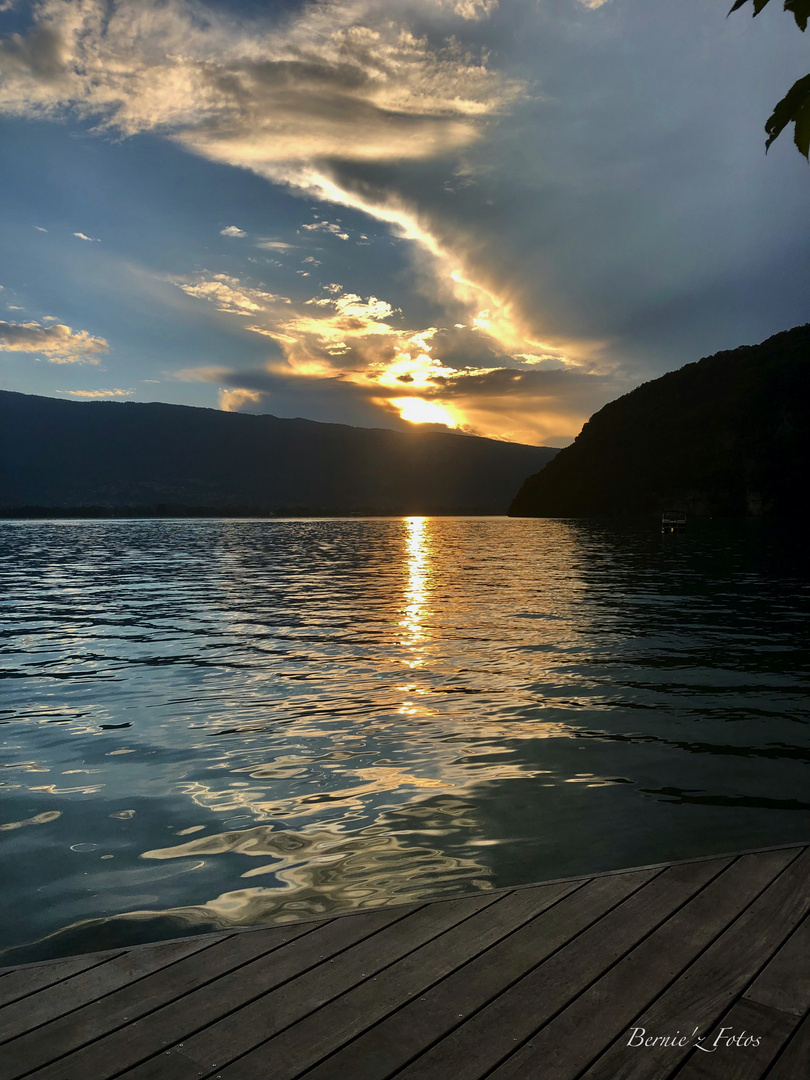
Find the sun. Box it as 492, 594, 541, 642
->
392, 397, 457, 427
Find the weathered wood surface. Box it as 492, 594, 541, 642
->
1, 843, 807, 1080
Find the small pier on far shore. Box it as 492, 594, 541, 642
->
1, 842, 808, 1080
661, 510, 688, 534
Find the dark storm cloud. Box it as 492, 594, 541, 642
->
192, 364, 415, 429
429, 366, 616, 401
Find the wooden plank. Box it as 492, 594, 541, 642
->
214, 867, 660, 1080
580, 847, 810, 1080
291, 862, 729, 1080
485, 849, 798, 1080
115, 892, 502, 1080
765, 1009, 810, 1079
670, 999, 799, 1080
381, 859, 731, 1080
0, 917, 325, 1080
20, 904, 421, 1080
0, 845, 804, 1080
669, 915, 810, 1080
196, 879, 586, 1080
743, 912, 810, 1018
0, 936, 215, 1042
0, 952, 126, 1009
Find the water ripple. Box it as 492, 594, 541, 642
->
0, 516, 808, 963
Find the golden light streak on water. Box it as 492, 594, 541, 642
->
400, 517, 430, 675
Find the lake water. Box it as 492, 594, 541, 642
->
1, 517, 809, 964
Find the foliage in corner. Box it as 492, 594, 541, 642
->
729, 0, 810, 157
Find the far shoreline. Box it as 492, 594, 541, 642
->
0, 506, 513, 519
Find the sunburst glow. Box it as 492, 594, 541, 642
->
393, 398, 458, 427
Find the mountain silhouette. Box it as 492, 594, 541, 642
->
510, 324, 810, 519
0, 391, 557, 515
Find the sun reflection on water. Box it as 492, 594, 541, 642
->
397, 516, 440, 720
401, 516, 430, 669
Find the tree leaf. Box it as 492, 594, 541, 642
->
729, 0, 810, 156
730, 0, 810, 26
793, 97, 810, 155
728, 0, 773, 13
765, 73, 810, 156
784, 0, 810, 31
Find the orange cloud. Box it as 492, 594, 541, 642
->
172, 273, 618, 442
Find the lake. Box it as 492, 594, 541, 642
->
1, 517, 808, 964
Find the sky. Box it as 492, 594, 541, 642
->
0, 0, 807, 447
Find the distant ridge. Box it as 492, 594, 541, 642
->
0, 391, 557, 515
509, 324, 810, 519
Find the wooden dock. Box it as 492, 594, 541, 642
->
1, 842, 808, 1080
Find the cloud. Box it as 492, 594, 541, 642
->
33, 224, 47, 231
0, 1, 522, 353
255, 239, 296, 251
428, 366, 609, 400
172, 364, 229, 384
56, 387, 133, 397
444, 0, 499, 19
0, 0, 559, 392
175, 362, 416, 430
172, 271, 613, 443
220, 225, 246, 237
302, 220, 350, 241
0, 1, 518, 148
173, 356, 604, 444
0, 319, 109, 363
73, 231, 99, 241
219, 387, 263, 412
5, 0, 796, 444
176, 273, 289, 315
